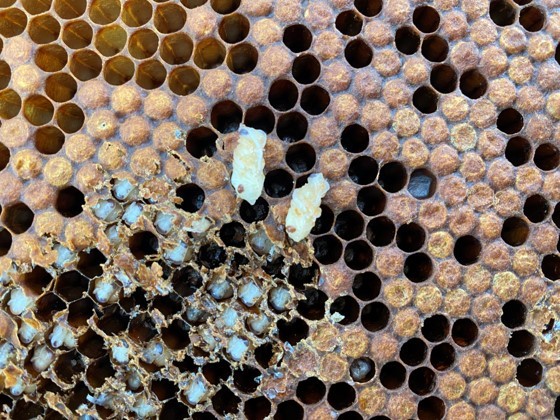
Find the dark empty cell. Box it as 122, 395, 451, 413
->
21, 266, 53, 295
119, 288, 148, 312
198, 242, 226, 269
396, 223, 426, 253
354, 0, 382, 17
210, 0, 241, 15
292, 54, 320, 84
0, 229, 11, 256
186, 127, 218, 159
556, 396, 560, 419
286, 143, 316, 173
524, 194, 549, 223
557, 43, 560, 66
96, 304, 129, 335
506, 136, 531, 167
274, 400, 304, 420
264, 169, 293, 198
378, 161, 407, 193
451, 318, 478, 347
288, 262, 319, 290
277, 317, 309, 345
211, 100, 242, 133
344, 240, 374, 270
497, 108, 524, 135
172, 265, 203, 297
517, 358, 542, 387
327, 382, 356, 410
404, 252, 433, 283
297, 288, 327, 320
220, 221, 245, 247
227, 42, 258, 74
129, 314, 157, 342
78, 329, 105, 359
338, 412, 362, 420
301, 85, 330, 116
86, 355, 115, 388
349, 156, 379, 185
55, 350, 85, 384
422, 314, 450, 342
243, 108, 275, 136
453, 235, 481, 265
366, 217, 395, 247
400, 338, 428, 366
418, 396, 445, 420
395, 26, 421, 55
430, 342, 455, 371
212, 386, 241, 415
460, 69, 488, 99
176, 183, 205, 212
283, 24, 312, 53
335, 210, 365, 240
0, 142, 9, 171
413, 5, 440, 32
357, 186, 386, 216
430, 64, 457, 94
501, 300, 527, 328
296, 377, 326, 405
160, 400, 190, 419
162, 319, 190, 350
542, 254, 560, 280
508, 330, 536, 357
245, 397, 272, 420
501, 216, 529, 246
341, 124, 369, 153
12, 401, 43, 419
152, 378, 178, 401
240, 197, 269, 223
534, 143, 560, 171
413, 86, 438, 114
490, 0, 517, 26
345, 38, 373, 68
233, 365, 261, 393
361, 301, 390, 332
203, 359, 232, 385
55, 270, 89, 302
268, 79, 298, 111
379, 361, 406, 390
352, 272, 381, 301
218, 13, 249, 43
77, 248, 106, 278
152, 293, 182, 316
554, 203, 560, 228
277, 112, 308, 142
191, 413, 217, 420
2, 202, 34, 234
421, 35, 448, 62
129, 231, 159, 259
311, 205, 334, 235
336, 10, 363, 36
409, 367, 436, 396
330, 295, 360, 324
350, 357, 375, 382
314, 235, 343, 264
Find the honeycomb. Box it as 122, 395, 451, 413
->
0, 0, 559, 418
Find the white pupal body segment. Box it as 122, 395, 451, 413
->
231, 124, 267, 205
285, 173, 330, 242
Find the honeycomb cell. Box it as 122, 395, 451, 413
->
277, 317, 309, 345
35, 126, 65, 155
86, 355, 115, 388
95, 25, 127, 57
274, 400, 303, 420
366, 217, 395, 247
269, 79, 298, 111
186, 127, 218, 159
154, 3, 186, 34
160, 400, 190, 418
334, 210, 364, 241
341, 124, 369, 154
122, 0, 152, 27
54, 0, 86, 19
0, 228, 11, 257
283, 24, 312, 53
62, 20, 93, 49
460, 69, 488, 99
286, 143, 316, 173
23, 95, 53, 126
0, 8, 27, 37
418, 396, 445, 420
292, 54, 321, 84
22, 0, 51, 15
168, 66, 200, 96
194, 38, 226, 70
136, 60, 167, 90
219, 13, 250, 44
519, 6, 545, 32
301, 85, 331, 116
534, 143, 560, 171
327, 382, 356, 410
501, 300, 527, 328
508, 330, 535, 356
413, 6, 440, 33
244, 105, 275, 134
354, 0, 382, 17
395, 27, 421, 55
0, 89, 22, 120
129, 231, 159, 259
454, 235, 482, 265
505, 136, 531, 167
0, 143, 8, 172
89, 0, 121, 24
489, 0, 516, 26
517, 358, 542, 387
352, 271, 381, 301
348, 156, 379, 185
55, 270, 89, 301
244, 397, 271, 420
430, 343, 455, 371
404, 253, 433, 283
55, 350, 86, 384
501, 216, 529, 246
421, 35, 448, 62
70, 49, 102, 81
211, 0, 240, 14
361, 301, 390, 332
314, 235, 343, 264
35, 292, 66, 321
77, 248, 106, 278
55, 186, 85, 218
378, 161, 407, 193
56, 103, 85, 133
0, 61, 10, 90
344, 240, 374, 270
345, 39, 373, 68
161, 33, 193, 65
297, 377, 326, 405
21, 266, 53, 295
413, 86, 438, 114
211, 100, 242, 133
542, 254, 560, 280
297, 288, 327, 320
29, 15, 61, 44
422, 314, 450, 343
357, 186, 386, 216
430, 64, 458, 94
264, 169, 293, 198
497, 108, 523, 135
380, 361, 406, 390
451, 318, 478, 347
523, 194, 549, 223
330, 295, 360, 325
409, 367, 436, 396
400, 337, 428, 366
396, 223, 426, 253
45, 73, 78, 103
277, 112, 308, 142
104, 56, 135, 86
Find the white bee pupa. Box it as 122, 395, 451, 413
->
231, 124, 267, 205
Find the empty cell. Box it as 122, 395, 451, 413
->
292, 54, 320, 84
418, 397, 445, 420
233, 365, 260, 394
357, 185, 386, 216
77, 248, 107, 278
505, 136, 531, 167
211, 100, 242, 133
0, 142, 8, 171
490, 0, 516, 26
219, 13, 250, 44
129, 231, 159, 259
286, 143, 316, 173
404, 252, 433, 282
35, 126, 65, 155
21, 266, 53, 295
534, 143, 560, 171
378, 161, 407, 193
400, 337, 428, 366
35, 293, 66, 322
154, 3, 186, 34
501, 299, 527, 329
277, 112, 308, 142
172, 266, 203, 297
330, 295, 360, 325
430, 64, 458, 94
264, 169, 293, 198
314, 235, 343, 264
497, 108, 523, 134
277, 317, 309, 345
341, 124, 369, 153
395, 27, 421, 55
198, 242, 226, 269
274, 400, 303, 420
2, 202, 34, 234
336, 10, 363, 36
460, 69, 488, 99
0, 229, 11, 257
542, 254, 560, 280
161, 400, 190, 419
366, 216, 395, 247
327, 382, 355, 410
354, 0, 382, 17
451, 318, 478, 347
453, 235, 481, 265
301, 85, 330, 116
361, 301, 390, 332
508, 329, 535, 357
296, 288, 327, 320
194, 38, 226, 70
396, 223, 426, 252
227, 43, 258, 74
430, 343, 455, 371
379, 361, 406, 389
352, 272, 381, 301
523, 194, 549, 223
311, 204, 335, 235
413, 86, 438, 114
211, 0, 240, 14
517, 358, 542, 387
55, 270, 89, 301
244, 397, 271, 420
421, 35, 448, 62
240, 197, 269, 223
501, 216, 529, 246
186, 127, 217, 159
409, 367, 436, 396
413, 5, 440, 33
0, 61, 10, 90
55, 186, 85, 218
220, 221, 245, 247
422, 314, 450, 342
344, 240, 374, 270
283, 24, 312, 53
348, 156, 379, 185
268, 79, 298, 111
335, 210, 364, 240
244, 105, 275, 134
345, 39, 373, 68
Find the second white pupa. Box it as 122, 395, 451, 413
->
231, 124, 267, 205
